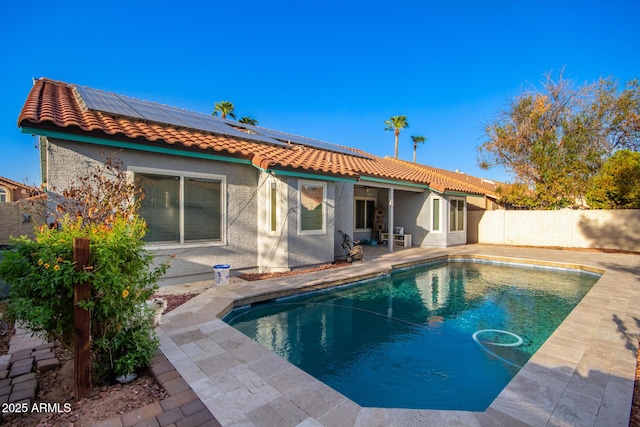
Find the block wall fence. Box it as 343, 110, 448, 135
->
468, 209, 640, 253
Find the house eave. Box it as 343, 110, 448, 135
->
21, 126, 253, 166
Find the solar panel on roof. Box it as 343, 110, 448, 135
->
75, 84, 365, 155
196, 115, 287, 146
117, 96, 193, 128
75, 86, 144, 118
251, 127, 369, 158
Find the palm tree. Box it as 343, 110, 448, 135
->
411, 135, 426, 163
384, 116, 409, 159
212, 101, 236, 120
239, 116, 258, 126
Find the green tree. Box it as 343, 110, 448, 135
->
0, 154, 170, 383
212, 101, 236, 120
586, 149, 640, 208
478, 73, 640, 209
239, 116, 258, 126
410, 135, 426, 163
385, 115, 409, 159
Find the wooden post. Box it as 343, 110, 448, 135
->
73, 237, 92, 399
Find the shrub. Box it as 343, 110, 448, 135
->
0, 153, 170, 384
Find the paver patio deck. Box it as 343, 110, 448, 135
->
158, 244, 640, 426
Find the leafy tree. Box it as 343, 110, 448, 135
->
586, 149, 640, 208
0, 154, 170, 384
212, 101, 236, 120
411, 135, 426, 163
384, 115, 409, 159
239, 116, 258, 126
478, 73, 640, 209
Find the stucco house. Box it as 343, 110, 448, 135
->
0, 176, 33, 203
18, 78, 498, 284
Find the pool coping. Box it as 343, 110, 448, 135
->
157, 245, 640, 426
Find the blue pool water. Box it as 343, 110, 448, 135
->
224, 261, 600, 410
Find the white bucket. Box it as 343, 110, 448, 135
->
213, 264, 230, 286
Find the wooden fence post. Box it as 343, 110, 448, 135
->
73, 237, 92, 399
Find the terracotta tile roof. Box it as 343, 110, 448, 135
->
18, 78, 497, 197
0, 175, 30, 190
385, 158, 501, 195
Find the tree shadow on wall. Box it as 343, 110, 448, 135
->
577, 212, 640, 253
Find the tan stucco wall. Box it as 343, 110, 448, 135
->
469, 209, 640, 252
0, 199, 45, 245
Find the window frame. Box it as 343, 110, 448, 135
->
267, 177, 280, 236
354, 197, 376, 231
431, 197, 442, 233
130, 166, 227, 248
298, 180, 327, 235
449, 197, 465, 232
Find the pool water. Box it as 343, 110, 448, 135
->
224, 261, 600, 410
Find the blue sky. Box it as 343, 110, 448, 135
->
1, 0, 638, 185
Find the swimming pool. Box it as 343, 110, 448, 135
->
224, 260, 600, 411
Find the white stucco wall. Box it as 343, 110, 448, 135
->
394, 190, 427, 247
470, 209, 640, 252
285, 177, 336, 268
256, 173, 289, 272
334, 181, 355, 258
420, 193, 448, 247
445, 196, 468, 246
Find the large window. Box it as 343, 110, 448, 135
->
355, 198, 375, 230
299, 180, 326, 234
135, 170, 224, 244
432, 197, 441, 232
449, 198, 465, 232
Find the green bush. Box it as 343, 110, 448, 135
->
0, 153, 173, 384
0, 215, 168, 383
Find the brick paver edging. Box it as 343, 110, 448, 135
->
0, 342, 59, 423
94, 353, 221, 427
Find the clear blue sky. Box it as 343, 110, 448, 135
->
1, 0, 638, 185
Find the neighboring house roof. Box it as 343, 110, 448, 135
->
0, 176, 29, 191
18, 78, 498, 197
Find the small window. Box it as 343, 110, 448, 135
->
432, 198, 441, 232
0, 188, 6, 203
449, 198, 465, 232
355, 198, 375, 230
269, 180, 279, 234
299, 181, 326, 235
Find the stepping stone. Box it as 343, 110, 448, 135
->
11, 373, 36, 385
33, 351, 55, 362
11, 357, 34, 369
31, 349, 53, 358
34, 342, 55, 351
9, 349, 32, 363
8, 364, 32, 378
36, 358, 59, 372
11, 379, 37, 392
8, 387, 35, 403
0, 384, 12, 396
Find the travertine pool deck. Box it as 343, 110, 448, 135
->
157, 244, 640, 426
